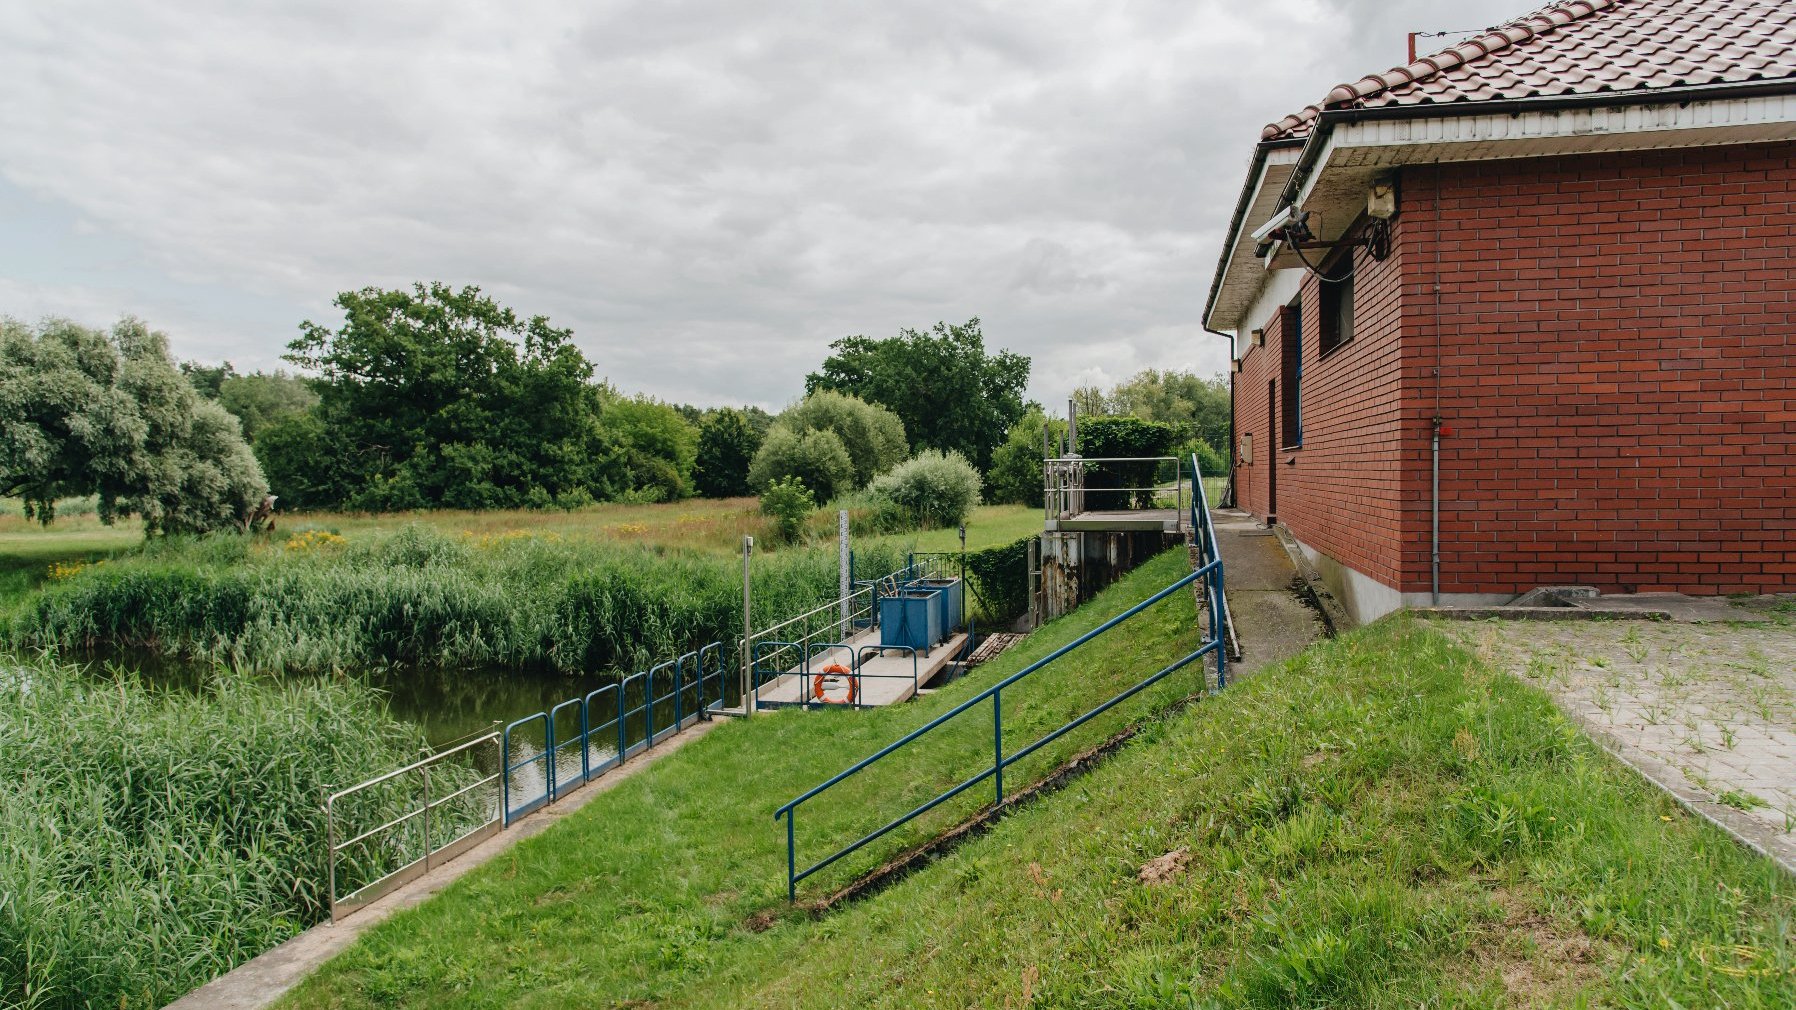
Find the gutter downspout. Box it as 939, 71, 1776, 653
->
1430, 418, 1440, 606
1201, 324, 1237, 508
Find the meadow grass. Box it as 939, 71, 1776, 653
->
282, 599, 1793, 1008
0, 655, 430, 1010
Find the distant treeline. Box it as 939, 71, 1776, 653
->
5, 282, 1230, 529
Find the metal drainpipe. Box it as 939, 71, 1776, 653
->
1430, 418, 1441, 606
1201, 324, 1236, 508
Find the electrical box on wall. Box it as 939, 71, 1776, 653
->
1239, 433, 1254, 465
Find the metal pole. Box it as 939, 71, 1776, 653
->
992, 689, 1004, 805
421, 762, 433, 872
324, 787, 337, 924
742, 535, 756, 714
958, 524, 967, 631
838, 509, 851, 638
1431, 422, 1441, 606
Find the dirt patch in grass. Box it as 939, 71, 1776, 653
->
1469, 886, 1612, 1005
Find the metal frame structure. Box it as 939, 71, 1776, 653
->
772, 453, 1229, 901
1043, 455, 1188, 527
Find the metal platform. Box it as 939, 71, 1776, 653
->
755, 626, 968, 708
1045, 508, 1185, 533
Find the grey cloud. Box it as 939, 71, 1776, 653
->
1, 0, 1534, 408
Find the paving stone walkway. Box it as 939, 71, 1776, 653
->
1447, 614, 1796, 872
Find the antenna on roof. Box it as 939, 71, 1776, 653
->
1407, 28, 1484, 63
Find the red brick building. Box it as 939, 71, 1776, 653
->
1204, 0, 1796, 623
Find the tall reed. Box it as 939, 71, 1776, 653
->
0, 656, 427, 1009
9, 524, 907, 676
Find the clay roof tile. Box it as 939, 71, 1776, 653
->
1258, 0, 1796, 143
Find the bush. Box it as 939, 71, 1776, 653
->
867, 450, 981, 530
747, 427, 855, 501
1076, 416, 1177, 510
965, 534, 1033, 623
760, 476, 816, 543
775, 390, 908, 486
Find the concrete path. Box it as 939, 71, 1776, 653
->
752, 629, 967, 707
1203, 508, 1326, 684
164, 719, 720, 1010
1448, 618, 1796, 875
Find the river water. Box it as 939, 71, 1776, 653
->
54, 649, 623, 748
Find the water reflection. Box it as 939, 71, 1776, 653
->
54, 649, 620, 749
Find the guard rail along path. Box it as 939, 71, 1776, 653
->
325, 641, 730, 921
773, 453, 1227, 901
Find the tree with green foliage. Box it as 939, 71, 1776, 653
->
0, 317, 268, 533
601, 395, 699, 501
747, 426, 854, 501
806, 318, 1029, 471
759, 476, 816, 543
217, 370, 319, 442
985, 407, 1064, 508
774, 390, 907, 486
693, 408, 762, 498
1072, 369, 1230, 474
179, 359, 236, 399
282, 283, 624, 511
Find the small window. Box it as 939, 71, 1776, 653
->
1319, 250, 1355, 355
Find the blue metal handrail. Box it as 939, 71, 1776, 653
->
1189, 452, 1228, 689
774, 557, 1223, 900
502, 640, 726, 825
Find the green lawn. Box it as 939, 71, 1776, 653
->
281, 564, 1792, 1008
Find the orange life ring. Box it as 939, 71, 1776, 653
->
812, 663, 859, 705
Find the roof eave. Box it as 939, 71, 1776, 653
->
1200, 137, 1304, 333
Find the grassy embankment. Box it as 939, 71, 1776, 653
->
0, 657, 433, 1010
282, 567, 1793, 1008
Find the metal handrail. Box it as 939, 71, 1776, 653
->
774, 558, 1222, 900
325, 728, 503, 921
1188, 452, 1235, 680
1044, 455, 1187, 518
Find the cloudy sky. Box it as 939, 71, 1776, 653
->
2, 0, 1528, 409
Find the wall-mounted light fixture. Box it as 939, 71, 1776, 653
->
1367, 177, 1398, 220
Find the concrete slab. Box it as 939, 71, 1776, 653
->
1048, 509, 1184, 533
1200, 509, 1326, 686
753, 627, 967, 708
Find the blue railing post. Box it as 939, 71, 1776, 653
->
992, 690, 1004, 805
674, 654, 684, 729
645, 665, 655, 746
786, 812, 797, 902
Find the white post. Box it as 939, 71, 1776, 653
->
838, 509, 851, 639
742, 535, 756, 715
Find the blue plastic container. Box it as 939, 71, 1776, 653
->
879, 590, 941, 651
910, 578, 963, 636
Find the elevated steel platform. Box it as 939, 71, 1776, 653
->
1045, 508, 1185, 533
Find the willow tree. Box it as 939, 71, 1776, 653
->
0, 317, 267, 534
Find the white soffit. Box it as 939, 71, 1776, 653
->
1206, 147, 1299, 332
1293, 92, 1796, 210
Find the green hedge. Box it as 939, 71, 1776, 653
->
964, 534, 1032, 624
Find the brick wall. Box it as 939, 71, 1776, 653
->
1232, 215, 1412, 590
1416, 143, 1796, 596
